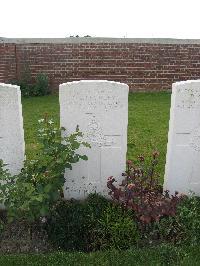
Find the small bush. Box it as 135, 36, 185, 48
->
12, 72, 49, 97
46, 194, 109, 251
34, 73, 49, 96
142, 194, 200, 246
46, 194, 139, 252
0, 116, 89, 223
18, 82, 34, 97
107, 152, 183, 227
16, 65, 33, 97
160, 196, 200, 245
176, 195, 200, 244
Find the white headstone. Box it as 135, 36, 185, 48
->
59, 80, 129, 199
0, 83, 25, 175
164, 80, 200, 195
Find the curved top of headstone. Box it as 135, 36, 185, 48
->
59, 80, 129, 113
173, 79, 200, 86
0, 83, 19, 89
0, 82, 24, 175
60, 80, 129, 90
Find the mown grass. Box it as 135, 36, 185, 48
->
0, 245, 199, 266
22, 92, 171, 180
22, 95, 60, 159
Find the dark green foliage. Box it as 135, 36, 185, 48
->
177, 196, 200, 244
18, 82, 34, 97
46, 194, 139, 252
47, 194, 109, 251
17, 64, 33, 97
151, 196, 200, 246
34, 73, 49, 96
13, 72, 49, 97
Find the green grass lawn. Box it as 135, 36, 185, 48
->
0, 245, 199, 266
22, 92, 171, 180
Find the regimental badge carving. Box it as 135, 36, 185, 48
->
85, 116, 115, 147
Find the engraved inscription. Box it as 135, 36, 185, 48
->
190, 126, 200, 152
64, 89, 123, 111
176, 88, 200, 109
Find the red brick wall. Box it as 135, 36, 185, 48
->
1, 39, 200, 92
0, 43, 16, 83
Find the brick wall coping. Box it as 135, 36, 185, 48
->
2, 37, 200, 44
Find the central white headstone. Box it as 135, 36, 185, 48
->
0, 83, 25, 175
59, 80, 129, 199
164, 80, 200, 195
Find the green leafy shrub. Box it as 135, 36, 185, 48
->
152, 195, 200, 245
46, 194, 109, 251
34, 73, 49, 96
17, 81, 34, 97
16, 64, 33, 97
12, 72, 49, 97
0, 116, 90, 223
46, 194, 139, 252
177, 195, 200, 244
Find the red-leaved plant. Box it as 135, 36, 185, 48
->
107, 152, 184, 225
